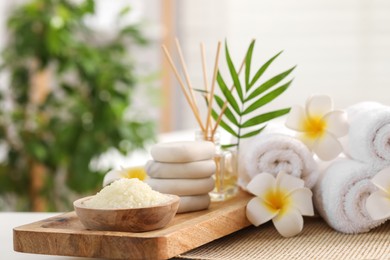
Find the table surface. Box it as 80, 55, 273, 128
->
6, 210, 390, 260
1, 130, 199, 259
1, 130, 206, 259
1, 212, 93, 260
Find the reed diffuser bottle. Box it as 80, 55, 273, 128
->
195, 130, 238, 201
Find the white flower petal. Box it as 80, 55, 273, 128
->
297, 133, 317, 150
285, 105, 306, 131
247, 173, 276, 197
246, 197, 278, 226
366, 190, 390, 220
276, 171, 305, 193
272, 208, 304, 237
306, 95, 333, 119
103, 169, 122, 187
289, 188, 314, 216
371, 167, 390, 194
323, 110, 349, 137
312, 132, 343, 161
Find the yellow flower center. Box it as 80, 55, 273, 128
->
302, 116, 327, 139
263, 189, 291, 215
120, 167, 147, 181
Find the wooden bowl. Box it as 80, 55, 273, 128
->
73, 194, 180, 232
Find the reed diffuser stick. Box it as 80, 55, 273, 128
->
174, 39, 203, 124
200, 42, 210, 102
162, 45, 205, 131
205, 41, 222, 137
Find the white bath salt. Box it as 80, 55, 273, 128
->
84, 178, 172, 209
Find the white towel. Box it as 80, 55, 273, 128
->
238, 133, 319, 189
341, 102, 390, 168
313, 159, 385, 234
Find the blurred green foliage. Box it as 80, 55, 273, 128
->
0, 0, 155, 211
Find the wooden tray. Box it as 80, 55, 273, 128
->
13, 191, 252, 259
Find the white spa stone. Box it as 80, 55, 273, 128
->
146, 177, 215, 196
150, 141, 215, 163
145, 160, 216, 179
177, 194, 211, 213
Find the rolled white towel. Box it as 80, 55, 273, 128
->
313, 159, 386, 234
238, 133, 319, 189
341, 102, 390, 168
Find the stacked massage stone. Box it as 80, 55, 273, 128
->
146, 141, 216, 213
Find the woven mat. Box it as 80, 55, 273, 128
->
178, 218, 390, 260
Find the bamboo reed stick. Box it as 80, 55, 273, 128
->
162, 45, 205, 131
200, 42, 212, 135
174, 39, 204, 129
205, 41, 222, 137
200, 42, 209, 101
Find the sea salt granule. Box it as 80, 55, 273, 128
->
84, 178, 171, 209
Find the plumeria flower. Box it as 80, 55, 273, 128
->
366, 167, 390, 220
285, 95, 349, 161
103, 166, 148, 187
246, 171, 314, 237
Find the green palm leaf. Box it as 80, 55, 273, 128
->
211, 110, 238, 137
211, 40, 294, 148
248, 50, 283, 89
246, 66, 296, 102
225, 41, 244, 102
242, 79, 293, 115
193, 88, 208, 94
217, 71, 241, 115
214, 94, 239, 126
240, 125, 266, 138
222, 143, 239, 149
241, 108, 291, 128
245, 40, 255, 90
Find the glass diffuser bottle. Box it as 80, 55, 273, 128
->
195, 130, 238, 201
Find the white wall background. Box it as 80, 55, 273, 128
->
174, 0, 390, 130
1, 0, 389, 131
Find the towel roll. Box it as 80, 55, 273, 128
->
239, 133, 319, 189
342, 102, 390, 168
313, 159, 385, 234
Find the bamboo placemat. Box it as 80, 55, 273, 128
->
178, 218, 390, 259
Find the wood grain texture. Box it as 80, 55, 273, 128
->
14, 190, 252, 259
